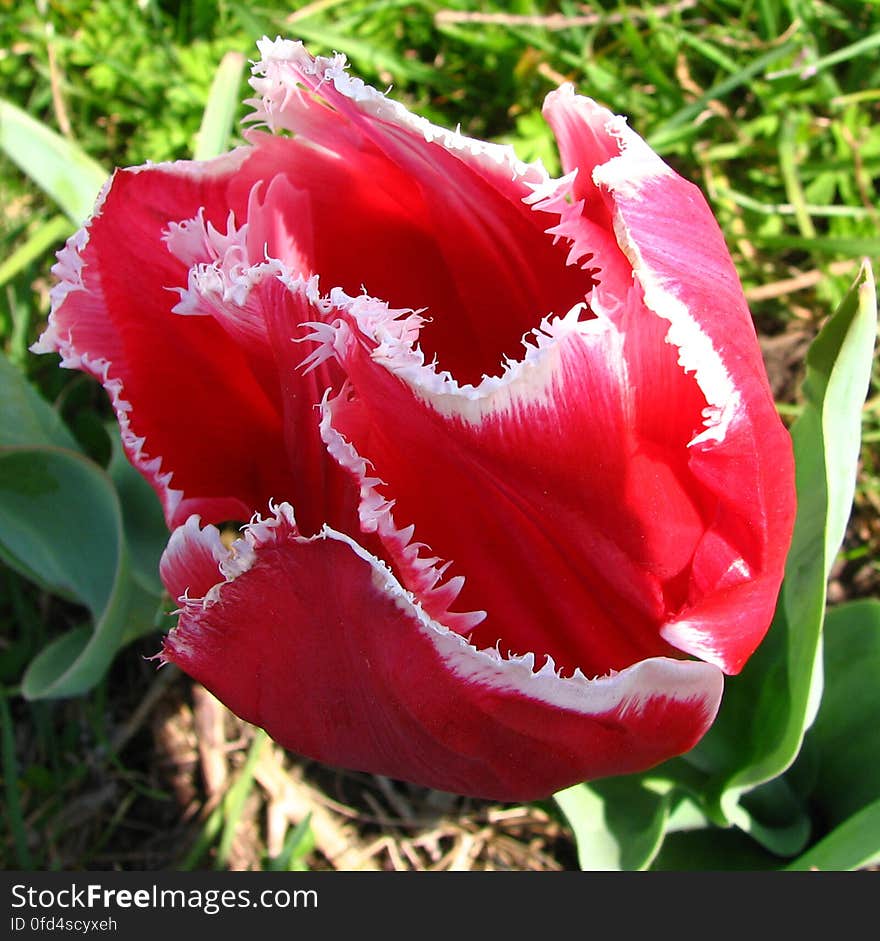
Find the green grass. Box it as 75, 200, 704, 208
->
5, 1, 878, 330
1, 0, 878, 871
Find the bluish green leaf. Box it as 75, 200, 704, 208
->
0, 445, 160, 699
21, 627, 94, 698
0, 349, 80, 452
0, 447, 118, 610
107, 426, 168, 597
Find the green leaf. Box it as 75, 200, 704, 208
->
289, 25, 438, 85
0, 447, 117, 610
215, 731, 267, 870
734, 777, 812, 857
752, 235, 880, 257
192, 51, 247, 161
785, 799, 880, 871
691, 261, 877, 839
648, 41, 797, 150
0, 445, 158, 699
651, 826, 781, 871
0, 98, 109, 225
107, 426, 168, 597
554, 777, 671, 871
21, 626, 94, 698
0, 349, 80, 452
766, 32, 880, 81
807, 599, 880, 826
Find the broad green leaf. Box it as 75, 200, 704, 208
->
734, 777, 811, 856
21, 626, 94, 698
0, 447, 117, 610
0, 349, 80, 452
107, 426, 168, 597
192, 51, 247, 161
663, 789, 712, 834
0, 98, 109, 225
118, 576, 167, 648
554, 778, 670, 871
689, 261, 877, 839
806, 599, 880, 826
0, 445, 159, 698
651, 826, 780, 871
785, 799, 880, 871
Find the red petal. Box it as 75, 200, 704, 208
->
34, 156, 299, 528
161, 507, 723, 801
35, 156, 356, 535
312, 287, 716, 679
160, 513, 229, 602
241, 39, 593, 386
542, 87, 796, 672
166, 208, 355, 536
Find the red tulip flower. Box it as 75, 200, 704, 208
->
35, 39, 795, 800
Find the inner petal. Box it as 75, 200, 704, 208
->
232, 110, 592, 386
165, 214, 361, 539
45, 159, 310, 530
325, 285, 717, 679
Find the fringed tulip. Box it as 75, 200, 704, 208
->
34, 39, 795, 800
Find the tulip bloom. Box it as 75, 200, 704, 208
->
35, 39, 795, 800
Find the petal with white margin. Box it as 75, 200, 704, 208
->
243, 39, 594, 385
161, 505, 724, 801
32, 155, 296, 529
542, 87, 796, 672
312, 284, 713, 679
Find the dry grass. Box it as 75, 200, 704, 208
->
4, 650, 576, 871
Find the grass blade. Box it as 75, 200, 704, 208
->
215, 730, 267, 869
648, 42, 796, 149
0, 688, 34, 868
0, 99, 108, 224
192, 51, 247, 161
0, 215, 75, 290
